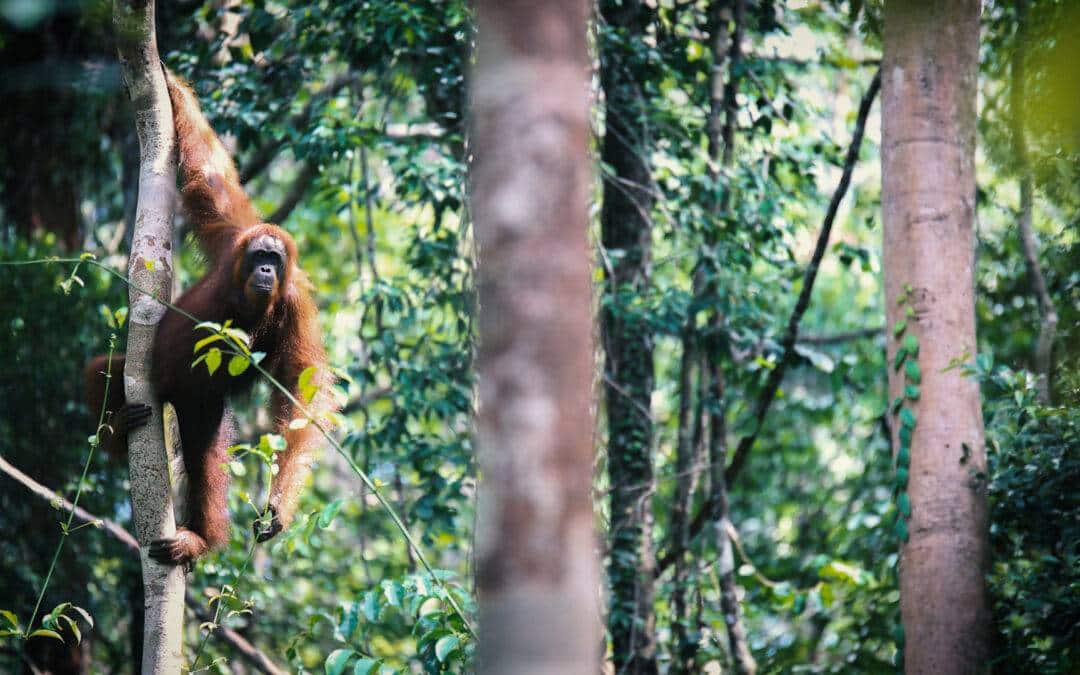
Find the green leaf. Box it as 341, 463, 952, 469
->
890, 397, 904, 415
904, 359, 921, 384
193, 333, 224, 354
894, 467, 909, 489
897, 492, 911, 517
902, 333, 919, 356
894, 517, 909, 542
205, 348, 222, 376
325, 648, 356, 675
299, 365, 320, 403
899, 407, 916, 429
362, 591, 380, 622
892, 319, 907, 337
114, 307, 128, 328
896, 445, 910, 469
353, 659, 380, 675
435, 634, 460, 662
893, 347, 908, 372
0, 610, 20, 631
904, 384, 920, 401
57, 615, 80, 644
228, 355, 251, 376
318, 498, 345, 528
898, 425, 912, 448
29, 629, 64, 641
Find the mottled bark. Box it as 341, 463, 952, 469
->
113, 1, 185, 672
470, 2, 599, 674
1010, 0, 1058, 404
599, 1, 658, 672
881, 1, 990, 672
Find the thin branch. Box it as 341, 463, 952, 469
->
0, 456, 285, 675
267, 160, 318, 224
657, 69, 882, 576
725, 69, 881, 484
797, 326, 884, 345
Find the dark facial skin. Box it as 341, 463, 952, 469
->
243, 235, 287, 301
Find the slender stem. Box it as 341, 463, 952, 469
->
190, 540, 258, 670
25, 337, 117, 636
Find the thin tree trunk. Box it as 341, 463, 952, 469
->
707, 365, 755, 675
470, 2, 599, 674
598, 1, 658, 672
113, 2, 185, 672
1010, 0, 1058, 404
705, 3, 756, 672
881, 1, 990, 672
669, 338, 700, 672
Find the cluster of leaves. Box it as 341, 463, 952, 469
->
983, 367, 1080, 674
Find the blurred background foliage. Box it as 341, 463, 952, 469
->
0, 0, 1075, 672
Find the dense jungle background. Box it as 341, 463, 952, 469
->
0, 0, 1077, 673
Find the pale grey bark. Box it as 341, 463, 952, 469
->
470, 1, 599, 673
882, 1, 990, 671
114, 1, 185, 672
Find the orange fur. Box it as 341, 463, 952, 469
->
84, 70, 336, 565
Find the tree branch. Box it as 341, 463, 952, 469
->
657, 69, 882, 577
0, 455, 286, 675
267, 160, 318, 224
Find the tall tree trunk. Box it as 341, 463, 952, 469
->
113, 1, 185, 672
599, 2, 658, 672
706, 2, 756, 672
469, 2, 599, 674
881, 1, 990, 672
1010, 0, 1058, 404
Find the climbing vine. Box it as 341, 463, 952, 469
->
888, 282, 921, 670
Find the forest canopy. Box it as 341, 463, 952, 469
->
0, 0, 1076, 673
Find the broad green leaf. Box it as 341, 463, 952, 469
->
902, 333, 919, 356
904, 359, 921, 384
362, 591, 380, 622
205, 348, 222, 375
29, 629, 63, 641
892, 319, 907, 337
353, 659, 380, 675
318, 498, 345, 528
325, 648, 356, 675
899, 407, 916, 429
898, 492, 911, 517
435, 634, 460, 662
0, 609, 19, 630
228, 355, 251, 376
904, 384, 920, 401
193, 333, 224, 353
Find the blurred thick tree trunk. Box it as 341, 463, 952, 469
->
470, 1, 599, 674
599, 1, 658, 672
881, 1, 989, 672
